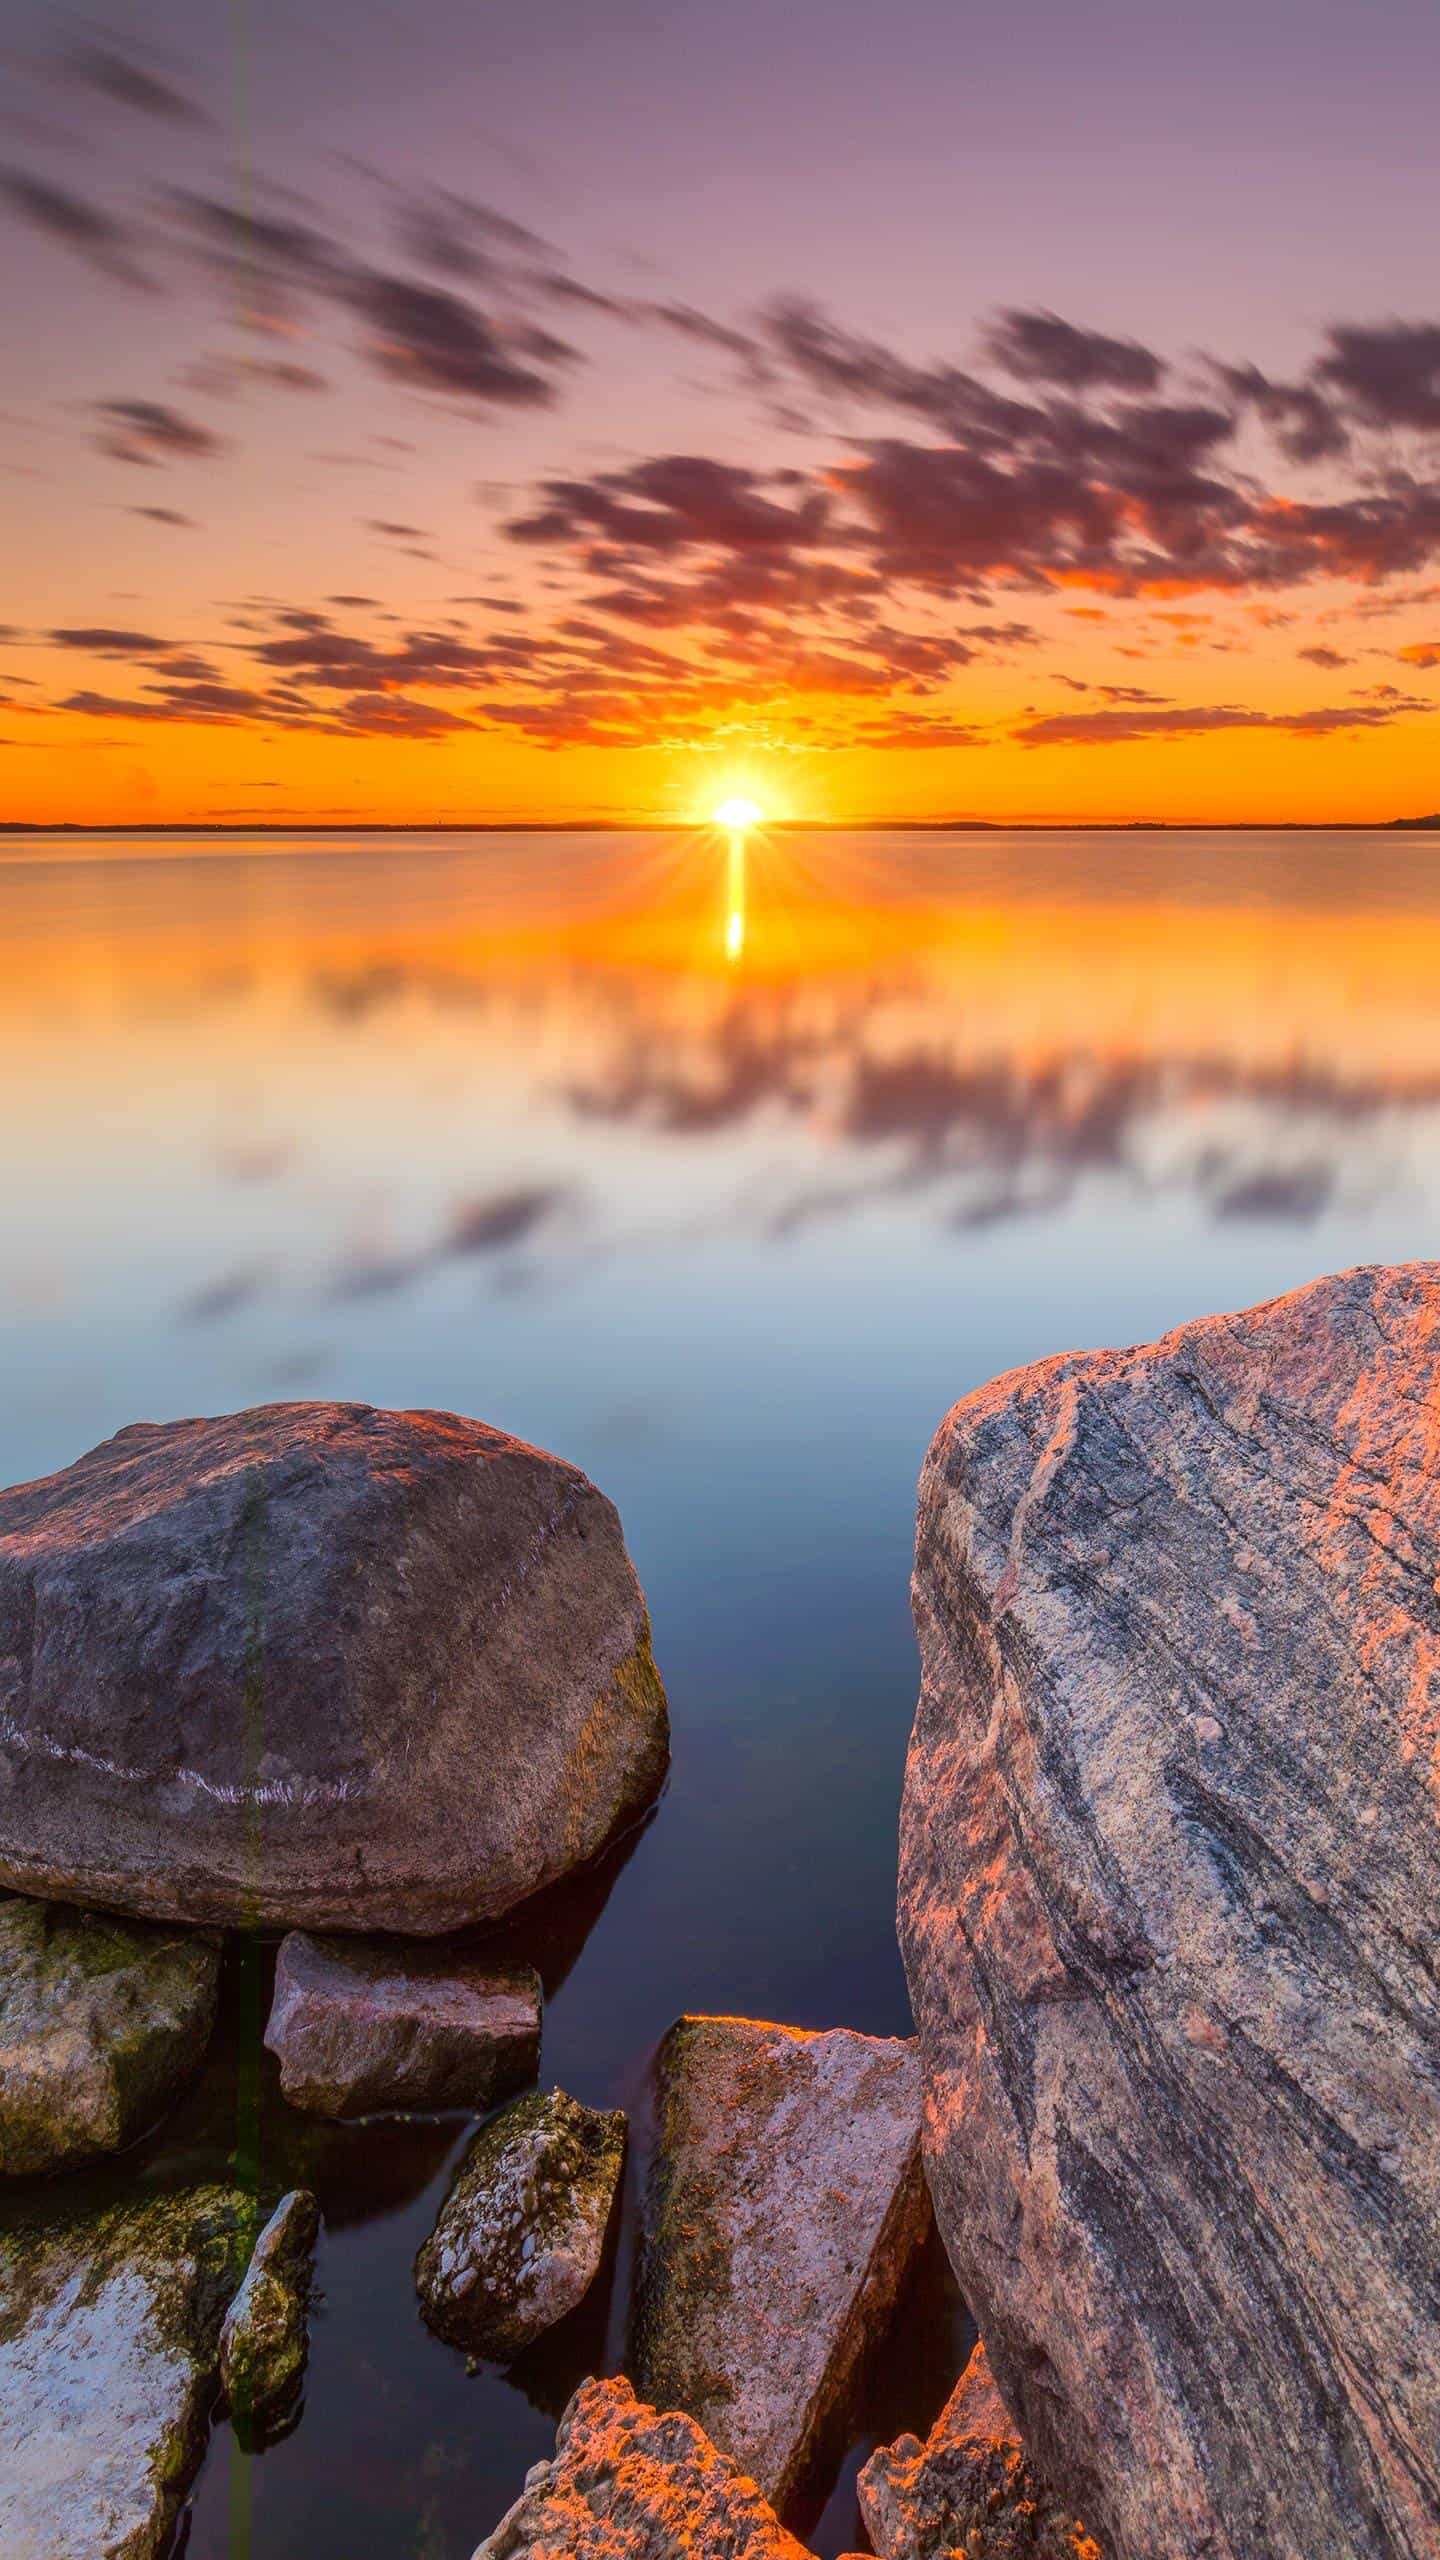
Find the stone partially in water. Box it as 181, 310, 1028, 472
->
903, 1262, 1440, 2560
0, 1402, 669, 1935
0, 2183, 249, 2560
472, 2374, 813, 2560
859, 2342, 1101, 2560
219, 2187, 319, 2441
264, 1930, 541, 2118
0, 1892, 220, 2175
415, 2087, 625, 2359
630, 2014, 929, 2512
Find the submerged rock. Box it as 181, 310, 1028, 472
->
219, 2187, 320, 2440
473, 2374, 813, 2560
859, 2342, 1100, 2560
902, 1263, 1440, 2560
265, 1930, 541, 2118
0, 1401, 669, 1935
0, 2182, 249, 2559
0, 1892, 219, 2175
631, 2013, 929, 2511
416, 2087, 625, 2358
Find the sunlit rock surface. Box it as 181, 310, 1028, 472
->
416, 2087, 625, 2358
473, 2375, 814, 2560
0, 2183, 249, 2560
902, 1263, 1440, 2560
859, 2342, 1100, 2560
265, 1930, 541, 2117
219, 2186, 319, 2441
0, 1401, 669, 1934
631, 2014, 928, 2512
0, 1893, 219, 2174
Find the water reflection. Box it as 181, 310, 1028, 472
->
4, 825, 1440, 2559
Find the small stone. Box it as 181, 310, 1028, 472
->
0, 1892, 220, 2176
219, 2188, 320, 2440
416, 2088, 625, 2359
630, 2014, 930, 2510
472, 2375, 812, 2559
264, 1931, 541, 2118
858, 2341, 1101, 2560
0, 2183, 250, 2559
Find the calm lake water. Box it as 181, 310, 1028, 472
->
4, 823, 1440, 2556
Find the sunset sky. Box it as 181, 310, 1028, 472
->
5, 0, 1440, 827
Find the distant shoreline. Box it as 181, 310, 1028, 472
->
2, 816, 1439, 837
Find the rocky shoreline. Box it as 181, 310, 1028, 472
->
1, 1272, 1437, 2558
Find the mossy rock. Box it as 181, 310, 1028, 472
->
0, 1892, 220, 2177
219, 2185, 320, 2442
0, 2181, 251, 2558
414, 2087, 625, 2359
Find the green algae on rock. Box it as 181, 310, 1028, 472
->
631, 2014, 929, 2513
0, 2182, 251, 2560
0, 1893, 220, 2176
415, 2087, 625, 2359
219, 2186, 320, 2442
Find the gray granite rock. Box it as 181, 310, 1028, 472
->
0, 1892, 219, 2175
630, 2014, 929, 2512
903, 1263, 1440, 2560
0, 2183, 249, 2559
264, 1930, 541, 2118
219, 2186, 319, 2439
416, 2087, 625, 2358
0, 1401, 669, 1934
859, 2342, 1100, 2560
473, 2375, 814, 2560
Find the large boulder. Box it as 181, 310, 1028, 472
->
0, 2183, 250, 2559
631, 2014, 929, 2512
858, 2342, 1100, 2560
264, 1930, 541, 2117
0, 1403, 669, 1934
473, 2375, 815, 2559
901, 1263, 1440, 2560
0, 1892, 219, 2174
416, 2087, 626, 2357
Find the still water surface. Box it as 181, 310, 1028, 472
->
3, 824, 1440, 2554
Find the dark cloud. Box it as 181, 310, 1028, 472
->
339, 269, 574, 406
0, 168, 152, 289
444, 1185, 572, 1253
1298, 645, 1350, 668
92, 398, 225, 466
127, 505, 195, 526
63, 38, 210, 127
1013, 698, 1424, 745
984, 308, 1164, 393
1215, 362, 1348, 464
508, 453, 828, 555
1316, 323, 1440, 433
49, 626, 171, 653
390, 187, 548, 281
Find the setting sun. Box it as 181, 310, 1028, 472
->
712, 797, 765, 831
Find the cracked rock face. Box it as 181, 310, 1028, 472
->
264, 1931, 541, 2118
0, 1893, 220, 2175
0, 1402, 669, 1935
631, 2014, 929, 2513
901, 1263, 1440, 2560
473, 2375, 814, 2560
859, 2342, 1100, 2560
415, 2088, 625, 2358
0, 2183, 250, 2560
219, 2187, 319, 2441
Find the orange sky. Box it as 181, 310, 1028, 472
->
4, 6, 1440, 827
